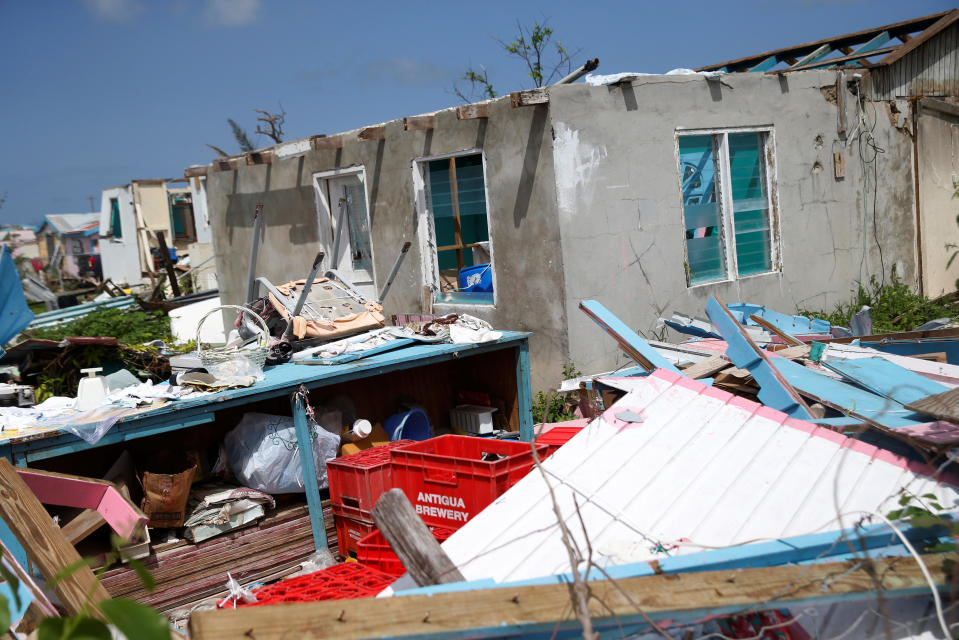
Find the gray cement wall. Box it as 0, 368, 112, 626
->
546, 71, 918, 375
206, 98, 569, 391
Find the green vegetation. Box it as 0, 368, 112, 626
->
26, 307, 175, 345
0, 535, 171, 639
799, 268, 957, 333
532, 362, 581, 423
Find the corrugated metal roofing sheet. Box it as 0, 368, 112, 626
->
441, 369, 959, 584
40, 213, 99, 236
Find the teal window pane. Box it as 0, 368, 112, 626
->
728, 132, 772, 276
678, 135, 725, 284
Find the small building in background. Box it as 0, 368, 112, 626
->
0, 227, 40, 269
98, 178, 214, 289
34, 213, 100, 281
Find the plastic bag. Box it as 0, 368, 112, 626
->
224, 412, 340, 494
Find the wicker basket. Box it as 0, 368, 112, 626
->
196, 305, 270, 375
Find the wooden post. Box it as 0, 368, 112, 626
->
0, 458, 110, 617
291, 388, 328, 552
448, 158, 464, 271
371, 489, 464, 586
156, 231, 181, 298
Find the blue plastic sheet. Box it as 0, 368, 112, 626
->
0, 246, 33, 355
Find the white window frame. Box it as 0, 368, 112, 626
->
411, 148, 497, 308
311, 166, 377, 292
675, 126, 781, 287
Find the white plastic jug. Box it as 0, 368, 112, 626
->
76, 367, 107, 411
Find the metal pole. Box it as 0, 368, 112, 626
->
555, 58, 600, 85
245, 203, 264, 302
377, 241, 412, 304
282, 251, 324, 340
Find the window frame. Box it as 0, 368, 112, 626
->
675, 126, 781, 288
412, 148, 496, 308
311, 166, 377, 292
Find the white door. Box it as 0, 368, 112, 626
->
313, 170, 376, 299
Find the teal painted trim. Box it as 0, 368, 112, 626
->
291, 390, 328, 552
707, 297, 814, 419
0, 517, 29, 572
580, 300, 681, 374
823, 356, 949, 406
0, 332, 531, 464
790, 43, 832, 68
516, 341, 533, 442
748, 55, 778, 72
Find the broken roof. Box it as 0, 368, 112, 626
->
696, 9, 959, 74
37, 213, 99, 237
440, 369, 959, 584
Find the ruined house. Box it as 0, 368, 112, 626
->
193, 10, 959, 389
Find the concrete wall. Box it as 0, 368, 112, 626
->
98, 186, 142, 286
206, 98, 569, 391
547, 71, 918, 375
917, 101, 959, 297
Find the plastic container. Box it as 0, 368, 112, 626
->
457, 263, 492, 293
537, 425, 586, 458
356, 526, 455, 576
76, 367, 106, 411
327, 440, 413, 514
383, 409, 432, 441
449, 405, 497, 435
391, 435, 547, 528
332, 508, 377, 557
232, 562, 395, 607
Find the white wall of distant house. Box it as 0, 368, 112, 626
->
98, 186, 142, 286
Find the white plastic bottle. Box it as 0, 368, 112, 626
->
76, 367, 107, 411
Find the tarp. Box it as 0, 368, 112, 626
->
0, 246, 34, 355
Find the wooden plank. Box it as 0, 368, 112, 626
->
189, 553, 951, 640
156, 231, 181, 297
456, 103, 489, 120
833, 151, 845, 178
310, 135, 343, 150
184, 165, 208, 178
880, 9, 959, 65
357, 125, 386, 141
509, 87, 549, 107
579, 300, 681, 374
371, 489, 464, 586
822, 356, 950, 406
906, 386, 959, 422
246, 150, 274, 165
782, 45, 899, 72
680, 354, 730, 379
772, 344, 811, 360
706, 297, 814, 419
404, 115, 435, 131
291, 390, 328, 552
0, 458, 110, 617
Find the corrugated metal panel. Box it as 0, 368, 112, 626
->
441, 369, 959, 584
871, 21, 959, 99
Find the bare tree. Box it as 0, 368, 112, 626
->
254, 107, 285, 144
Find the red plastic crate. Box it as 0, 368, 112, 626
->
537, 425, 586, 458
333, 508, 377, 557
356, 526, 455, 576
327, 440, 413, 513
225, 562, 395, 607
391, 435, 547, 528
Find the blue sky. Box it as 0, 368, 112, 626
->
0, 0, 951, 225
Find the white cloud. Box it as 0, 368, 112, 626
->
83, 0, 145, 23
204, 0, 261, 27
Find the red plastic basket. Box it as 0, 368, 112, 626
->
390, 435, 546, 528
356, 526, 455, 576
327, 440, 413, 514
226, 562, 395, 607
333, 509, 377, 558
537, 425, 586, 458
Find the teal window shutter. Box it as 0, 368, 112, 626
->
728, 132, 772, 277
678, 135, 726, 284
110, 198, 122, 239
